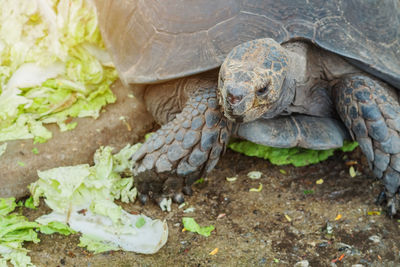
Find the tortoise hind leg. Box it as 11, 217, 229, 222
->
131, 80, 231, 208
333, 75, 400, 216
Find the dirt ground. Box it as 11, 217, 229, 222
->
23, 147, 400, 267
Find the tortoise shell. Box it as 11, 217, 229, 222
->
94, 0, 400, 89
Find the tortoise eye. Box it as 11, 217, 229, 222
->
256, 86, 268, 96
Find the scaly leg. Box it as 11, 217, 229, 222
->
334, 75, 400, 216
131, 80, 231, 206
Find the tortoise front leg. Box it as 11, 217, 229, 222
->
334, 75, 400, 216
131, 80, 231, 208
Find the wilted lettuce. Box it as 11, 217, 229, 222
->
0, 0, 117, 143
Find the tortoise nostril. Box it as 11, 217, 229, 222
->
227, 93, 243, 105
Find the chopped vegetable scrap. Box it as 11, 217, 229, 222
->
183, 207, 195, 214
247, 171, 262, 179
217, 213, 226, 219
331, 254, 345, 263
31, 147, 39, 155
226, 176, 238, 182
209, 248, 219, 255
303, 190, 314, 195
249, 183, 263, 192
182, 217, 215, 237
194, 177, 205, 184
349, 166, 357, 177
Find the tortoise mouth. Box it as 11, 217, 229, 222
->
223, 99, 267, 123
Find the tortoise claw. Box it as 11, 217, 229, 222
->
375, 190, 400, 217
375, 191, 386, 205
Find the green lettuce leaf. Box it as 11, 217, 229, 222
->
38, 221, 75, 236
78, 234, 119, 254
0, 197, 39, 267
229, 140, 358, 167
0, 198, 16, 216
182, 217, 215, 237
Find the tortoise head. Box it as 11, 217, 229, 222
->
219, 38, 293, 122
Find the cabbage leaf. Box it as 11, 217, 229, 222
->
0, 0, 117, 143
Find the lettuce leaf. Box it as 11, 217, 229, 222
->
0, 0, 118, 143
29, 144, 168, 254
0, 197, 39, 267
182, 217, 214, 237
229, 140, 358, 167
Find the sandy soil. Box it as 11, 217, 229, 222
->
23, 147, 400, 266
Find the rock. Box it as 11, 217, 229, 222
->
0, 80, 154, 199
294, 260, 309, 267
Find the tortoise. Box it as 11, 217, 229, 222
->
94, 0, 400, 214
